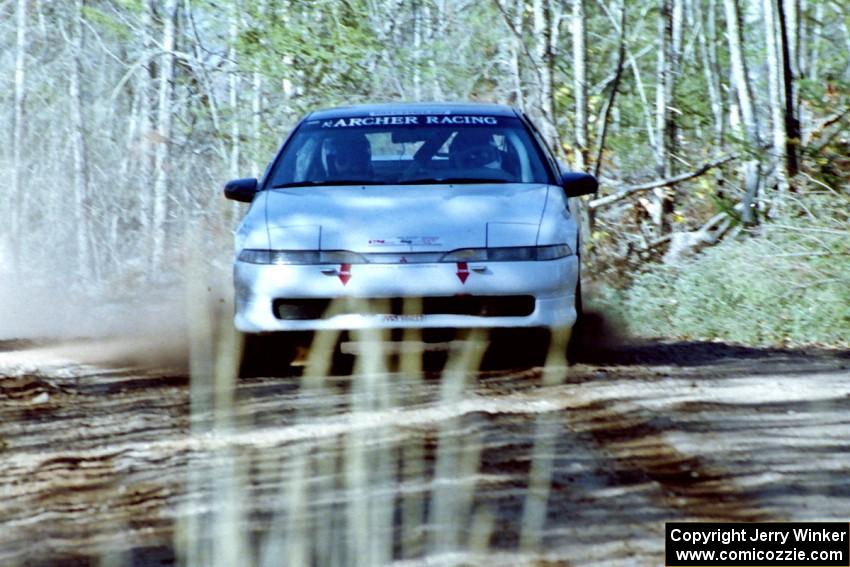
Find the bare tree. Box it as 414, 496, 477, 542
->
572, 0, 588, 170
764, 0, 790, 196
412, 0, 423, 100
806, 0, 823, 85
655, 0, 674, 179
775, 0, 801, 181
70, 0, 93, 280
229, 1, 242, 182
592, 0, 626, 179
697, 0, 725, 150
10, 0, 29, 276
509, 0, 524, 108
724, 0, 762, 224
151, 0, 179, 270
251, 0, 268, 176
651, 0, 681, 233
532, 0, 557, 145
135, 0, 157, 238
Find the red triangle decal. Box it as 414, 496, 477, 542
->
456, 263, 469, 284
338, 264, 351, 286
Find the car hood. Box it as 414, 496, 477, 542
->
259, 184, 552, 252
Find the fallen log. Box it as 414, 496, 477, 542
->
589, 154, 738, 210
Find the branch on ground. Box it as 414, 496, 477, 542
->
661, 211, 732, 265
589, 154, 738, 210
807, 106, 850, 155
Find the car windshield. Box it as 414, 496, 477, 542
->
267, 114, 555, 188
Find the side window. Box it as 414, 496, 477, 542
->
521, 114, 560, 183
270, 136, 321, 186
503, 131, 532, 182
293, 137, 321, 181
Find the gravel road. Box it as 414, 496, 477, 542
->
1, 332, 848, 566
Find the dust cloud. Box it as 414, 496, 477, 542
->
0, 263, 231, 372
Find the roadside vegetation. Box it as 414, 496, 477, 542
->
600, 190, 850, 347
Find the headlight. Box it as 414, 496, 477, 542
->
534, 243, 573, 260
437, 248, 488, 262
238, 249, 366, 264
440, 244, 571, 262
238, 249, 273, 264
319, 250, 367, 264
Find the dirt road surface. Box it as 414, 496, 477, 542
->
1, 334, 848, 566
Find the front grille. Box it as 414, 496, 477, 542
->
272, 296, 535, 320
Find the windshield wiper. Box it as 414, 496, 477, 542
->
272, 179, 383, 188
402, 177, 510, 185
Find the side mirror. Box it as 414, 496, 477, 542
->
224, 178, 259, 203
561, 172, 598, 197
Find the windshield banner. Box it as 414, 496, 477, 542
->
304, 115, 505, 129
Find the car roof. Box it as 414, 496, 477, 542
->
307, 102, 519, 120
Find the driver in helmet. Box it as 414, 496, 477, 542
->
325, 132, 373, 180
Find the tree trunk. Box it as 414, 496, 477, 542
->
424, 1, 442, 99
532, 0, 556, 145
11, 0, 29, 278
698, 0, 724, 149
763, 0, 790, 197
652, 0, 679, 233
509, 0, 524, 108
627, 45, 657, 152
251, 0, 268, 177
70, 0, 93, 280
723, 0, 760, 143
412, 0, 422, 101
138, 0, 156, 238
151, 0, 178, 271
783, 0, 800, 101
807, 1, 822, 84
655, 0, 671, 178
592, 0, 626, 179
840, 5, 850, 81
798, 0, 808, 79
572, 0, 588, 170
228, 2, 243, 225
776, 0, 801, 181
229, 5, 241, 181
723, 0, 761, 224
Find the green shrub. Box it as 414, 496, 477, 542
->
604, 194, 850, 347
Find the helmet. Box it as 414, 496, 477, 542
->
326, 132, 372, 176
449, 130, 499, 169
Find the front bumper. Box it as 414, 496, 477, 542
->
233, 256, 579, 332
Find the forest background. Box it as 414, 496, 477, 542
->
1, 0, 848, 346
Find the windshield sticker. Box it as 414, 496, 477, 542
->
315, 115, 499, 128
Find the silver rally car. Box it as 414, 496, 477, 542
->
224, 102, 597, 343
